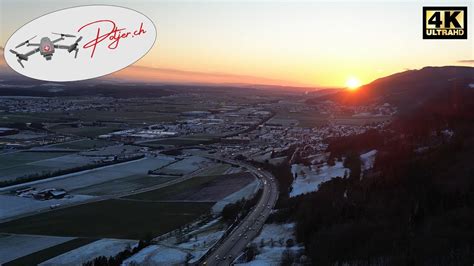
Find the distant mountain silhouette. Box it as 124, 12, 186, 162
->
308, 66, 474, 112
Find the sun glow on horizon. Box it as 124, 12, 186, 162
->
346, 77, 361, 90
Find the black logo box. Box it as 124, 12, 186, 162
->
423, 6, 468, 39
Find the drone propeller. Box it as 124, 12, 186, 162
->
15, 35, 37, 48
68, 36, 83, 53
17, 59, 25, 68
9, 50, 27, 68
52, 32, 76, 38
9, 49, 28, 61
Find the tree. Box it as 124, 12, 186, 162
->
286, 238, 294, 248
327, 157, 336, 166
281, 248, 294, 265
245, 243, 259, 262
185, 253, 193, 265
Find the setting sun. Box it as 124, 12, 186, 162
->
346, 77, 361, 90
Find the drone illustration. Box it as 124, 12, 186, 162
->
9, 33, 83, 68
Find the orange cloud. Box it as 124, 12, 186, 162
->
457, 60, 474, 64
108, 65, 311, 87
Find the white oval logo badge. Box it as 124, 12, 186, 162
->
4, 5, 156, 82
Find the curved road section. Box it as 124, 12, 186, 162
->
203, 159, 279, 266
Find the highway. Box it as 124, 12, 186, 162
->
202, 158, 279, 266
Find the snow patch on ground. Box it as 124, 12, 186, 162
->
360, 149, 377, 171
269, 156, 287, 166
254, 223, 295, 243
185, 218, 221, 236
40, 238, 136, 266
122, 245, 188, 265
290, 161, 349, 197
236, 223, 304, 266
155, 218, 225, 264
159, 156, 212, 175
0, 194, 95, 221
212, 178, 261, 213
179, 230, 225, 263
224, 166, 244, 174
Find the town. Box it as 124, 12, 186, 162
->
0, 86, 393, 265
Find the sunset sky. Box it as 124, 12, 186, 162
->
0, 0, 472, 87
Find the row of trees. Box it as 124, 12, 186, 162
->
222, 189, 263, 223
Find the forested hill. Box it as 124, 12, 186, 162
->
307, 66, 474, 112
287, 69, 474, 265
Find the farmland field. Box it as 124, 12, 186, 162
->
46, 139, 113, 150
273, 111, 329, 128
155, 156, 212, 176
68, 110, 179, 124
0, 113, 70, 124
0, 234, 75, 265
0, 200, 213, 239
72, 174, 176, 196
0, 151, 73, 169
26, 156, 176, 192
0, 109, 180, 126
50, 125, 123, 138
333, 115, 392, 125
143, 136, 216, 147
196, 163, 232, 176
3, 238, 97, 266
127, 172, 255, 201
0, 151, 75, 181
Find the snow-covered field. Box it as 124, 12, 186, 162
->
80, 144, 142, 156
122, 245, 188, 266
212, 178, 260, 213
0, 194, 95, 221
290, 161, 349, 197
224, 165, 245, 174
4, 156, 175, 192
1, 153, 104, 181
0, 146, 141, 181
0, 234, 75, 264
159, 156, 212, 175
360, 150, 377, 171
28, 154, 101, 168
40, 238, 137, 266
236, 223, 304, 266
